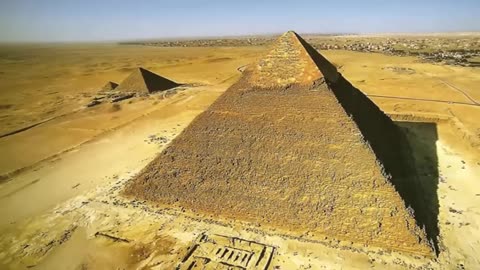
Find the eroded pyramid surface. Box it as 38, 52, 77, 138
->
124, 31, 432, 255
116, 67, 178, 94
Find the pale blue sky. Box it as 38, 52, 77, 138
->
0, 0, 479, 42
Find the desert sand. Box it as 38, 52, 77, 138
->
0, 36, 479, 269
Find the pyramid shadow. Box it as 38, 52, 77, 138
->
396, 121, 440, 255
329, 76, 440, 254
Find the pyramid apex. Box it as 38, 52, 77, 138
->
284, 30, 297, 35
281, 30, 298, 38
245, 30, 338, 88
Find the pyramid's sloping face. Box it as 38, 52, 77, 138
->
116, 68, 178, 94
124, 32, 431, 255
245, 31, 338, 88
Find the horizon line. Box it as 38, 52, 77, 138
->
1, 30, 480, 45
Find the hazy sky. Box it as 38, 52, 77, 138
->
0, 0, 479, 42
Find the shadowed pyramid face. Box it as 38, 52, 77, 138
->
246, 31, 338, 88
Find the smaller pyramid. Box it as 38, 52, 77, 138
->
101, 81, 118, 91
116, 67, 179, 94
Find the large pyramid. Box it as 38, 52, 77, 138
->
124, 31, 432, 255
115, 67, 179, 94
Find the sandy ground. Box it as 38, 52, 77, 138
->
0, 45, 479, 269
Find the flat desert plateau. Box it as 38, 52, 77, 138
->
0, 37, 479, 269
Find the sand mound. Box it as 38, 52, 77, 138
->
115, 67, 179, 94
124, 31, 432, 256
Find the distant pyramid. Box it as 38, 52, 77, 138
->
124, 31, 432, 255
101, 81, 118, 91
116, 67, 179, 94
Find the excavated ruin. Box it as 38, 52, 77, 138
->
124, 31, 433, 256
